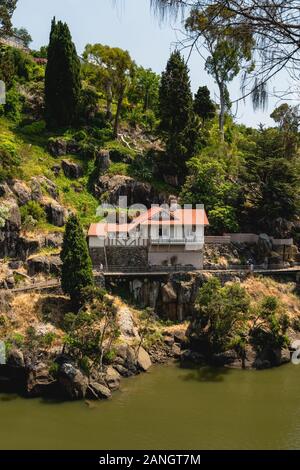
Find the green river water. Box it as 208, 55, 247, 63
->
0, 362, 300, 450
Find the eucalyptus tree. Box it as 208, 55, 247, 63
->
150, 0, 300, 108
186, 6, 254, 139
83, 44, 134, 137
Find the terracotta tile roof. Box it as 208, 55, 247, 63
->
88, 207, 209, 237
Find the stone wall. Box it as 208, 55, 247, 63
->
89, 246, 148, 268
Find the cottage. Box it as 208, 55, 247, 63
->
88, 206, 209, 270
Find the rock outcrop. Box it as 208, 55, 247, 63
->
93, 174, 165, 207
27, 255, 62, 276
61, 159, 83, 179
45, 201, 68, 227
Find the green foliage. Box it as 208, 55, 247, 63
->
0, 1, 17, 38
251, 296, 290, 350
63, 293, 118, 371
45, 18, 81, 129
3, 85, 23, 121
20, 200, 46, 225
242, 127, 300, 235
0, 45, 15, 87
194, 86, 216, 122
61, 214, 94, 309
194, 278, 250, 354
0, 133, 20, 181
107, 162, 129, 176
186, 7, 254, 135
0, 205, 9, 228
130, 152, 154, 181
105, 140, 136, 162
83, 43, 134, 136
208, 206, 239, 234
159, 51, 196, 176
12, 27, 32, 47
21, 120, 46, 135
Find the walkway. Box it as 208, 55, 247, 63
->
1, 265, 300, 294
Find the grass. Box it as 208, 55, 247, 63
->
0, 118, 100, 230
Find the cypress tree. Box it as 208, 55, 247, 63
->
159, 51, 195, 178
159, 50, 193, 136
194, 86, 216, 122
45, 18, 81, 129
61, 214, 94, 310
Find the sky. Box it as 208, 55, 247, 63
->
12, 0, 293, 128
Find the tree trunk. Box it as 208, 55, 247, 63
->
113, 87, 125, 138
219, 84, 225, 141
106, 82, 113, 121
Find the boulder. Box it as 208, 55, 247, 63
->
17, 235, 40, 260
86, 382, 112, 400
45, 201, 68, 227
95, 149, 111, 172
1, 199, 21, 230
6, 349, 25, 368
10, 180, 31, 206
58, 363, 88, 400
0, 199, 21, 258
61, 159, 83, 179
43, 233, 63, 249
257, 233, 273, 260
161, 282, 177, 303
0, 182, 13, 198
93, 174, 164, 207
27, 255, 62, 276
27, 362, 55, 397
136, 346, 152, 372
51, 164, 61, 177
47, 138, 68, 157
31, 176, 58, 200
105, 366, 121, 391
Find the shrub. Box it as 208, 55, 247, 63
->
0, 138, 21, 181
20, 201, 46, 224
108, 162, 129, 176
40, 332, 57, 347
21, 120, 46, 135
4, 86, 23, 122
90, 126, 113, 143
130, 153, 154, 181
73, 130, 87, 142
106, 141, 135, 163
79, 141, 97, 160
208, 206, 239, 234
49, 362, 59, 378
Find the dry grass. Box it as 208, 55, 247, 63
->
8, 292, 69, 340
242, 276, 300, 319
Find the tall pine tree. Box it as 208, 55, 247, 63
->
45, 18, 81, 129
194, 86, 216, 123
159, 51, 196, 180
61, 214, 94, 310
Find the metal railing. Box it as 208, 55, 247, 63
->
102, 265, 194, 273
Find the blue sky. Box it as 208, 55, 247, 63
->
12, 0, 289, 127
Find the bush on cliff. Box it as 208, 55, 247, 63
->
190, 277, 250, 355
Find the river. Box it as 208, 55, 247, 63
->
0, 362, 300, 450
